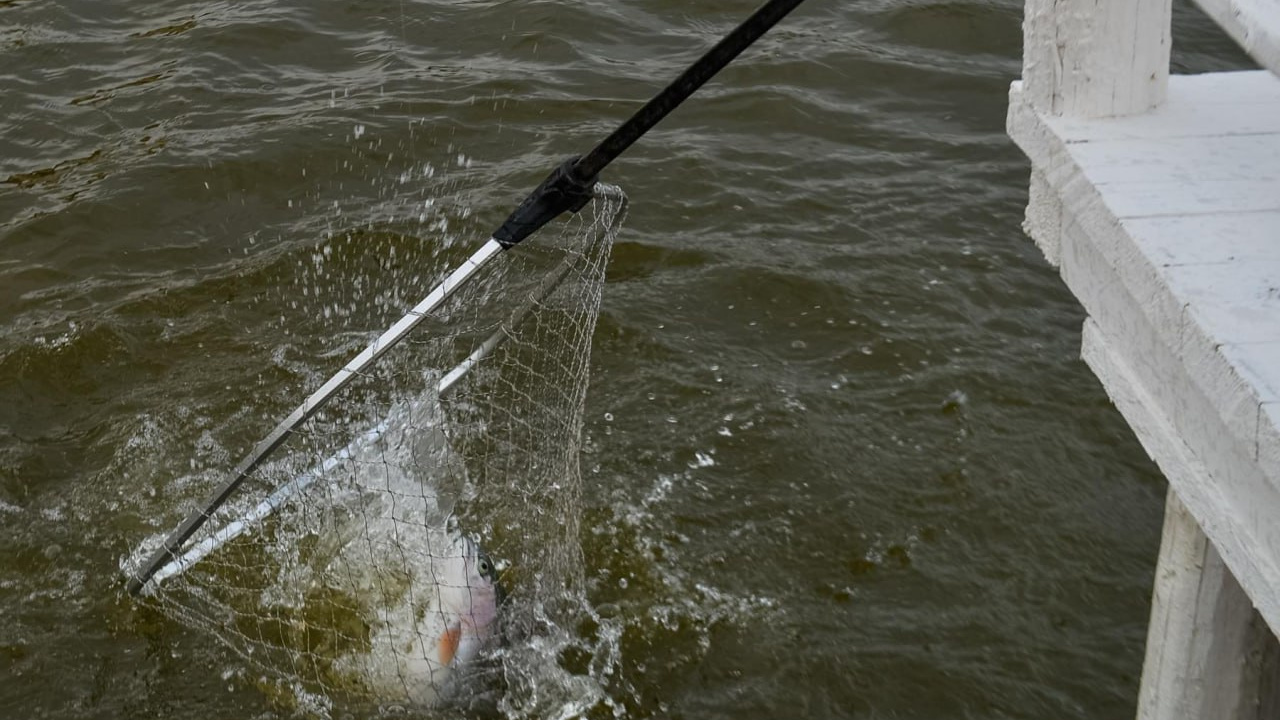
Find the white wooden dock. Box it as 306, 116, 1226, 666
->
1007, 0, 1280, 717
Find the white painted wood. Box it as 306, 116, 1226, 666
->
1193, 0, 1280, 77
1081, 309, 1280, 689
1265, 403, 1280, 489
1080, 298, 1280, 648
1126, 212, 1280, 266
1009, 69, 1280, 462
1025, 169, 1063, 267
1013, 0, 1280, 711
1169, 264, 1280, 345
1007, 69, 1280, 640
1021, 0, 1171, 117
1136, 489, 1278, 720
1104, 181, 1280, 218
1079, 311, 1275, 612
1062, 177, 1280, 639
1070, 136, 1280, 184
1045, 71, 1280, 141
1023, 72, 1280, 219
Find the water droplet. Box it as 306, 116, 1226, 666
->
690, 451, 715, 468
941, 390, 969, 413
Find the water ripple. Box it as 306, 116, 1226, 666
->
0, 0, 1255, 717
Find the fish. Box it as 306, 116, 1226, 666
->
133, 373, 505, 708
436, 535, 502, 670
348, 532, 502, 706
322, 391, 503, 706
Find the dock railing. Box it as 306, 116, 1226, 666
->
1008, 1, 1280, 718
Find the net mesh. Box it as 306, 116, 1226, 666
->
136, 185, 626, 712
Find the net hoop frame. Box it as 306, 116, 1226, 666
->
128, 183, 627, 596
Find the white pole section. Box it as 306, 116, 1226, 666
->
1021, 0, 1172, 118
1136, 490, 1280, 720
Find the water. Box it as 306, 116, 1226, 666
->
0, 1, 1258, 718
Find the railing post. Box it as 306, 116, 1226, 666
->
1015, 2, 1280, 719
1017, 0, 1172, 267
1021, 0, 1171, 118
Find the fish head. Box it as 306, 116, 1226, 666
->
435, 534, 502, 670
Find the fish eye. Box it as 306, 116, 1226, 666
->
478, 557, 492, 576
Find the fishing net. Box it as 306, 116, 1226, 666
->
132, 184, 626, 711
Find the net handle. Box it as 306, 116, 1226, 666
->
129, 187, 627, 595
128, 0, 811, 591
574, 0, 808, 180
491, 0, 809, 248
125, 0, 811, 601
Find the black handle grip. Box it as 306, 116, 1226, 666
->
491, 0, 810, 248
493, 157, 598, 249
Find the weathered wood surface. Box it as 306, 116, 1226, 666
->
1021, 0, 1171, 117
1008, 70, 1280, 641
1133, 488, 1280, 720
1193, 0, 1280, 76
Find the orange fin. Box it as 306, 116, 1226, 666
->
438, 623, 462, 666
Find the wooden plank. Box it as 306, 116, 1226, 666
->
1193, 0, 1280, 76
1126, 212, 1280, 267
1050, 71, 1280, 141
1011, 77, 1280, 221
1013, 2, 1280, 713
1168, 263, 1280, 345
1080, 313, 1280, 644
1027, 73, 1280, 224
1025, 168, 1063, 267
1066, 131, 1280, 218
1022, 0, 1171, 117
1013, 75, 1280, 473
1198, 340, 1280, 472
1136, 489, 1280, 720
1126, 213, 1280, 485
1054, 203, 1280, 638
1070, 135, 1280, 185
1104, 180, 1280, 218
1264, 402, 1280, 524
1224, 343, 1280, 408
1061, 207, 1261, 500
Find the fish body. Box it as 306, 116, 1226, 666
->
323, 391, 501, 706
354, 533, 500, 706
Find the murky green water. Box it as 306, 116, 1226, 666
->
0, 1, 1258, 718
